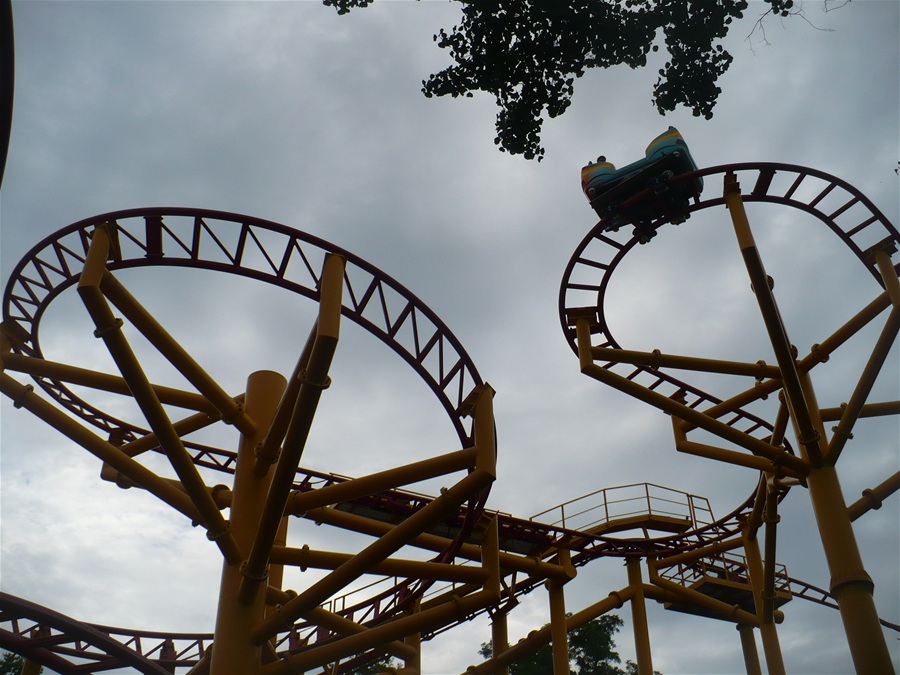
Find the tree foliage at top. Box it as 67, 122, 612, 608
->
323, 0, 796, 160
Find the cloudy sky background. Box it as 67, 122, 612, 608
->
1, 1, 898, 673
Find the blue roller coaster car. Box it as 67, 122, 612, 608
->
581, 127, 703, 242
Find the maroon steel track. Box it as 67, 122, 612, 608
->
560, 162, 900, 356
2, 207, 483, 447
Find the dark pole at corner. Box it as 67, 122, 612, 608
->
0, 0, 14, 190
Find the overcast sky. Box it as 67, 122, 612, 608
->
1, 1, 898, 674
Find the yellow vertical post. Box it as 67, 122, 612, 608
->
794, 371, 895, 674
403, 618, 422, 674
21, 659, 42, 675
211, 370, 287, 674
547, 549, 571, 675
725, 173, 894, 674
736, 625, 762, 675
547, 580, 569, 675
742, 526, 785, 675
491, 610, 510, 675
626, 558, 653, 675
21, 631, 43, 675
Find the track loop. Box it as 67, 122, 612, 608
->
560, 162, 899, 448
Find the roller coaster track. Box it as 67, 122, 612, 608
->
559, 163, 899, 417
2, 208, 482, 447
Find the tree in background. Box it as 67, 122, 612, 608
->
0, 653, 23, 675
477, 614, 660, 674
346, 655, 401, 674
0, 651, 43, 675
322, 0, 800, 160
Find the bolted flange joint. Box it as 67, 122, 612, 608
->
298, 368, 331, 389
93, 318, 124, 339
240, 559, 269, 582
206, 520, 231, 542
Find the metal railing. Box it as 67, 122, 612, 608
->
530, 482, 713, 534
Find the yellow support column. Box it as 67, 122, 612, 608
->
211, 370, 287, 674
725, 173, 895, 674
547, 578, 569, 675
798, 375, 894, 674
490, 610, 510, 675
547, 547, 572, 675
742, 525, 785, 675
736, 625, 762, 675
626, 558, 654, 675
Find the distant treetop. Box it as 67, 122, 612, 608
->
323, 0, 799, 160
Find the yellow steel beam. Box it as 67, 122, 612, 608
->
546, 547, 572, 675
490, 608, 511, 675
270, 545, 491, 584
472, 384, 498, 478
745, 476, 769, 542
797, 289, 892, 372
762, 479, 779, 625
211, 370, 286, 674
0, 353, 217, 413
250, 468, 494, 644
652, 536, 745, 571
305, 504, 581, 583
674, 436, 805, 479
626, 558, 654, 675
302, 607, 418, 662
875, 246, 900, 308
820, 400, 900, 421
266, 516, 290, 622
287, 446, 478, 515
673, 376, 784, 435
847, 471, 900, 522
581, 358, 807, 473
742, 523, 785, 675
590, 346, 780, 379
0, 371, 200, 522
78, 226, 240, 563
263, 518, 501, 674
117, 403, 237, 458
576, 330, 807, 475
99, 270, 255, 437
724, 174, 823, 467
737, 624, 763, 675
769, 396, 790, 451
254, 321, 317, 475
264, 587, 498, 674
547, 577, 569, 675
825, 314, 900, 464
792, 370, 895, 674
240, 254, 345, 605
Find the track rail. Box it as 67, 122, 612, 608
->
2, 208, 482, 446
560, 163, 899, 450
561, 161, 899, 349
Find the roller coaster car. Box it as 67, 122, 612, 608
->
581, 127, 704, 243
